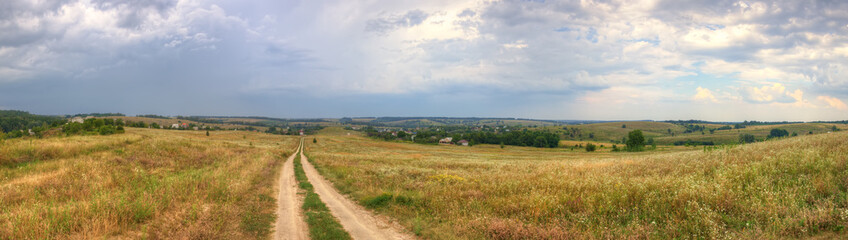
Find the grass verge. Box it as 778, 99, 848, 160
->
292, 150, 351, 240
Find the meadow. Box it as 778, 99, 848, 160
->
0, 128, 297, 239
542, 121, 848, 146
306, 129, 848, 239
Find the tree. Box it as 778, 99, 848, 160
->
206, 130, 210, 136
739, 134, 756, 143
313, 138, 317, 143
622, 124, 627, 128
585, 143, 597, 152
626, 130, 645, 152
768, 128, 789, 139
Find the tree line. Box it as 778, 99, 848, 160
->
364, 127, 560, 148
0, 110, 66, 139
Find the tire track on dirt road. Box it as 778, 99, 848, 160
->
299, 147, 414, 240
275, 140, 307, 240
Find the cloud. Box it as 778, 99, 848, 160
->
818, 96, 848, 110
693, 87, 718, 103
365, 9, 429, 34
742, 83, 803, 103
1, 0, 848, 120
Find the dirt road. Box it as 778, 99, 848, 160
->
275, 140, 307, 240
299, 148, 414, 240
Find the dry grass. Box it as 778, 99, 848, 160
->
304, 132, 848, 239
0, 128, 298, 239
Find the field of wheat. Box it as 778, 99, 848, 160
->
305, 131, 848, 239
0, 128, 298, 239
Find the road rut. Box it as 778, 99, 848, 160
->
274, 140, 307, 240
299, 148, 414, 240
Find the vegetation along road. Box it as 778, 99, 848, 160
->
300, 141, 413, 240
275, 138, 413, 239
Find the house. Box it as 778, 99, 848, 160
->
171, 123, 180, 129
299, 129, 305, 136
439, 137, 453, 144
70, 117, 84, 123
458, 140, 469, 146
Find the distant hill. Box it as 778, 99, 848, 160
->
538, 121, 848, 145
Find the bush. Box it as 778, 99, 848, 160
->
98, 125, 117, 135
739, 134, 756, 143
626, 130, 644, 152
585, 143, 597, 152
768, 128, 789, 139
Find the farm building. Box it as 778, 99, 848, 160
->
458, 140, 469, 146
439, 137, 453, 144
69, 117, 84, 123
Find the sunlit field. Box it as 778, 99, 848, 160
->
306, 131, 848, 239
0, 128, 298, 239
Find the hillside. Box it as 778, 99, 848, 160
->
0, 128, 298, 239
543, 121, 848, 145
306, 130, 848, 239
100, 116, 269, 131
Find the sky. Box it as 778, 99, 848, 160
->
1, 0, 848, 121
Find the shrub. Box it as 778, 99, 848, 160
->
585, 143, 597, 152
626, 130, 644, 152
739, 134, 756, 143
768, 128, 789, 139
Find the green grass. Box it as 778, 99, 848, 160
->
542, 121, 848, 146
292, 151, 351, 240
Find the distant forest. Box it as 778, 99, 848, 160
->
0, 110, 66, 138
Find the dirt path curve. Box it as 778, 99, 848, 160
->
275, 140, 307, 240
300, 148, 415, 240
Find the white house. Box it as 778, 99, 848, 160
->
171, 123, 180, 129
439, 137, 453, 144
458, 140, 469, 146
70, 117, 84, 123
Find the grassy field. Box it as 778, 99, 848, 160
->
543, 121, 848, 145
305, 131, 848, 239
101, 116, 269, 131
0, 128, 297, 239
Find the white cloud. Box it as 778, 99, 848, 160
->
817, 96, 848, 110
742, 83, 802, 103
693, 87, 718, 103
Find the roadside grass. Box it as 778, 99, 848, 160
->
306, 132, 848, 239
0, 128, 297, 239
292, 150, 351, 240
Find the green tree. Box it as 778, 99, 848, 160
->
313, 138, 317, 144
626, 130, 645, 152
768, 128, 789, 139
739, 134, 756, 143
622, 124, 626, 128
585, 143, 597, 152
206, 130, 210, 136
